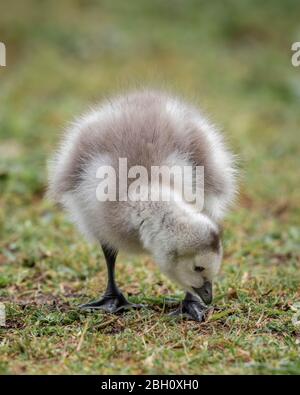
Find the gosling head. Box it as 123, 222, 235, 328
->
169, 231, 222, 304
152, 214, 222, 305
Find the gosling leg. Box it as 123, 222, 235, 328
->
79, 244, 143, 313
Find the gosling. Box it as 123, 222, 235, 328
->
48, 90, 237, 321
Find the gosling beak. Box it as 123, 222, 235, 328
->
193, 281, 213, 305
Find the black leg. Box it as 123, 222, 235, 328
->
79, 244, 144, 313
169, 292, 208, 322
102, 245, 121, 297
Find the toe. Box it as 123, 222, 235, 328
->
79, 301, 100, 310
187, 303, 206, 322
168, 306, 184, 318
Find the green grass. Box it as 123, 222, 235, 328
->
0, 0, 300, 374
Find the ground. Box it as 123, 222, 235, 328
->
0, 0, 300, 374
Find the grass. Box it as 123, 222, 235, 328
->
0, 0, 300, 374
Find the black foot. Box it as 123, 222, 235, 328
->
79, 293, 144, 314
169, 296, 208, 322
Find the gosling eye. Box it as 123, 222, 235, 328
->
194, 266, 205, 273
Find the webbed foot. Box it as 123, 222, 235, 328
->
79, 292, 144, 314
169, 293, 209, 322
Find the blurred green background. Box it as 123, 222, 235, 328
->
0, 0, 299, 374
